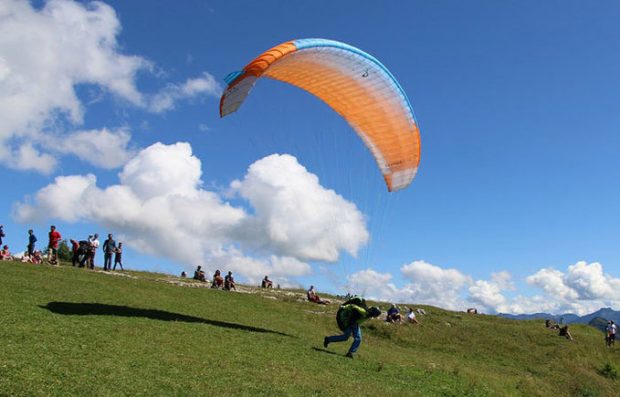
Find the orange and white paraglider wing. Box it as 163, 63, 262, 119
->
220, 38, 420, 192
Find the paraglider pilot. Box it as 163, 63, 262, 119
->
323, 303, 381, 358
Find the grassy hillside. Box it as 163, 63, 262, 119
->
1, 261, 618, 396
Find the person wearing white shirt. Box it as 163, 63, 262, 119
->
607, 321, 617, 347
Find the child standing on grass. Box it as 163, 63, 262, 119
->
113, 243, 124, 271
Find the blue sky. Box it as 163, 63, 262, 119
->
1, 0, 619, 314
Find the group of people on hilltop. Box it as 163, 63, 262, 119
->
67, 232, 124, 271
0, 224, 49, 264
385, 304, 423, 325
545, 319, 574, 341
0, 224, 125, 271
192, 266, 236, 290
188, 267, 275, 291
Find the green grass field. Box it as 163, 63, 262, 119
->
1, 261, 619, 396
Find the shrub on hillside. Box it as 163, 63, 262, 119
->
58, 240, 72, 262
598, 362, 619, 380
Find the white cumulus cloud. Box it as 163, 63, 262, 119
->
149, 72, 222, 113
0, 0, 220, 172
520, 261, 620, 315
344, 260, 620, 315
49, 128, 134, 169
346, 261, 471, 310
0, 0, 148, 166
13, 142, 367, 284
231, 154, 369, 262
468, 280, 507, 313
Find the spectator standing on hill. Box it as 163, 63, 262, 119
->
87, 234, 99, 269
102, 234, 116, 271
0, 225, 5, 247
113, 242, 124, 271
47, 225, 61, 265
224, 271, 236, 291
69, 239, 80, 267
324, 303, 381, 358
27, 229, 37, 256
607, 320, 617, 347
80, 236, 93, 268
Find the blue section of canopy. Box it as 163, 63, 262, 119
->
224, 70, 244, 85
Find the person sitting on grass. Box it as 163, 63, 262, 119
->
323, 303, 381, 358
21, 250, 31, 263
261, 275, 273, 288
559, 325, 573, 341
211, 269, 224, 288
1, 245, 12, 261
386, 304, 402, 323
545, 319, 560, 330
307, 285, 329, 305
224, 271, 236, 291
193, 265, 206, 282
406, 307, 420, 325
31, 250, 43, 264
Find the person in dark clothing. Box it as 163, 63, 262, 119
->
79, 235, 93, 268
386, 304, 402, 323
559, 325, 574, 341
224, 271, 236, 291
262, 275, 273, 288
0, 225, 5, 247
194, 266, 206, 281
75, 240, 89, 267
27, 229, 37, 256
102, 234, 116, 271
113, 242, 124, 271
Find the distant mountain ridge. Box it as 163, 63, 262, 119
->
498, 308, 620, 327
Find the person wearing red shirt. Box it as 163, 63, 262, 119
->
47, 225, 61, 265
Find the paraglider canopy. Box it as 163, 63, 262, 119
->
220, 38, 421, 192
